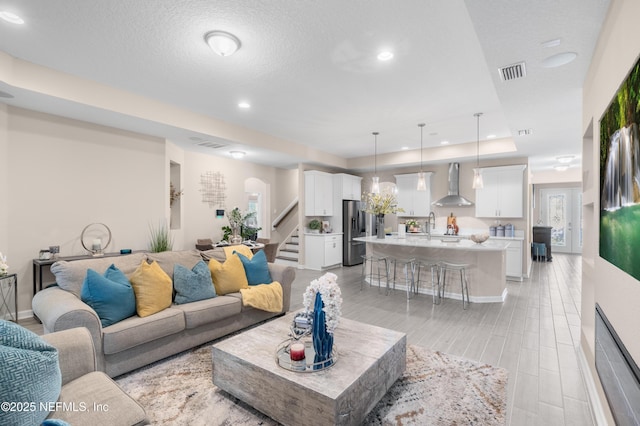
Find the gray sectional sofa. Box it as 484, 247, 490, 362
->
32, 249, 295, 378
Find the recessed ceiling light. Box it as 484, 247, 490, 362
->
377, 51, 394, 61
486, 134, 496, 139
205, 30, 241, 56
556, 155, 575, 163
230, 151, 246, 159
542, 52, 577, 68
440, 141, 449, 145
541, 38, 561, 48
518, 129, 533, 136
0, 11, 24, 24
401, 146, 409, 150
554, 165, 569, 172
238, 102, 250, 109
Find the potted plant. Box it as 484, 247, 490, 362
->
406, 219, 420, 233
308, 219, 322, 234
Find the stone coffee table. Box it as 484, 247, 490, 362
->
212, 312, 406, 426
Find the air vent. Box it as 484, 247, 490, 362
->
194, 141, 228, 149
518, 129, 533, 136
498, 62, 526, 81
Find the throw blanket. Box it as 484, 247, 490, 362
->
239, 282, 283, 313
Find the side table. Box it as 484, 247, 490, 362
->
0, 273, 17, 322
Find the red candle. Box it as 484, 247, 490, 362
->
290, 342, 306, 361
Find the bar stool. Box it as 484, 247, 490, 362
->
414, 260, 441, 304
439, 261, 470, 309
361, 255, 390, 294
387, 258, 416, 299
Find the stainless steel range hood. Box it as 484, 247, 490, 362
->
432, 163, 474, 207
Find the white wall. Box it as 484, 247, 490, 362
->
5, 107, 166, 314
582, 1, 640, 423
0, 104, 8, 258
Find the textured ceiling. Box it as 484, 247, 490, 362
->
0, 0, 610, 173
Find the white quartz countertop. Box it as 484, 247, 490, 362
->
401, 232, 524, 241
354, 235, 510, 251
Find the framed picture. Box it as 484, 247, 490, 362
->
322, 221, 331, 233
599, 54, 640, 281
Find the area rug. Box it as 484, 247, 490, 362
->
116, 343, 507, 425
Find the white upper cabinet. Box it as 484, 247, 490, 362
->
475, 165, 526, 218
394, 173, 433, 217
304, 170, 334, 216
334, 173, 362, 201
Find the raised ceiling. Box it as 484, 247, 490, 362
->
0, 0, 610, 173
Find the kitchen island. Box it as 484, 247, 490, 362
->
354, 235, 509, 303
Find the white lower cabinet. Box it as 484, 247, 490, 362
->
305, 234, 343, 270
506, 240, 523, 281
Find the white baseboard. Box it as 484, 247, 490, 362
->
18, 309, 34, 320
577, 345, 609, 425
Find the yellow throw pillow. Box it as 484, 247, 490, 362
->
129, 260, 173, 317
223, 244, 253, 260
208, 254, 249, 295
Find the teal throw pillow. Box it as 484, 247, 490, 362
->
173, 260, 217, 304
0, 320, 62, 426
236, 249, 273, 285
81, 264, 137, 327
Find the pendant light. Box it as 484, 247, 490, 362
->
371, 132, 380, 194
416, 123, 427, 191
472, 113, 484, 189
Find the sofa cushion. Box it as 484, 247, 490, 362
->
80, 265, 136, 327
129, 260, 173, 317
199, 247, 227, 262
49, 371, 147, 425
173, 261, 217, 304
146, 250, 203, 280
0, 320, 61, 426
172, 296, 242, 329
236, 249, 273, 285
50, 253, 147, 298
102, 308, 185, 355
208, 254, 249, 295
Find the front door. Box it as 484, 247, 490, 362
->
540, 188, 582, 254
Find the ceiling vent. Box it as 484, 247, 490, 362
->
194, 140, 228, 150
498, 62, 526, 81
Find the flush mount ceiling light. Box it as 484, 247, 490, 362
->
205, 31, 241, 56
556, 155, 575, 163
0, 11, 24, 24
377, 51, 394, 61
230, 151, 245, 159
554, 164, 569, 172
371, 132, 380, 194
472, 113, 484, 189
541, 38, 561, 48
487, 134, 496, 139
440, 140, 449, 145
238, 101, 250, 109
542, 52, 577, 68
417, 123, 427, 191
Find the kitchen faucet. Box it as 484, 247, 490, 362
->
426, 211, 436, 240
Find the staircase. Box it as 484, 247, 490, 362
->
275, 230, 299, 267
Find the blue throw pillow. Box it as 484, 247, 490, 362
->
81, 264, 136, 327
0, 320, 62, 426
236, 249, 273, 285
173, 260, 217, 304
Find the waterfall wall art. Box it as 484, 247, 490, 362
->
599, 55, 640, 281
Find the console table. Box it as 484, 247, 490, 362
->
0, 273, 17, 322
32, 252, 143, 295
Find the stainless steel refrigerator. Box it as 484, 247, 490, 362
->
343, 200, 366, 266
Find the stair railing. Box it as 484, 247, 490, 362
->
272, 197, 298, 230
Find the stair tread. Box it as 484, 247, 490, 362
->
276, 255, 298, 261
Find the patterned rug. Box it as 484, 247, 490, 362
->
116, 343, 507, 425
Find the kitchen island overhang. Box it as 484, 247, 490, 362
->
354, 235, 509, 303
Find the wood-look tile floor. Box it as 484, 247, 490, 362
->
19, 253, 593, 425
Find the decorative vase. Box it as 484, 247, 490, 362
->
376, 214, 385, 239
230, 225, 242, 244
312, 292, 333, 369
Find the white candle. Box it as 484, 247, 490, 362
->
92, 239, 102, 250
